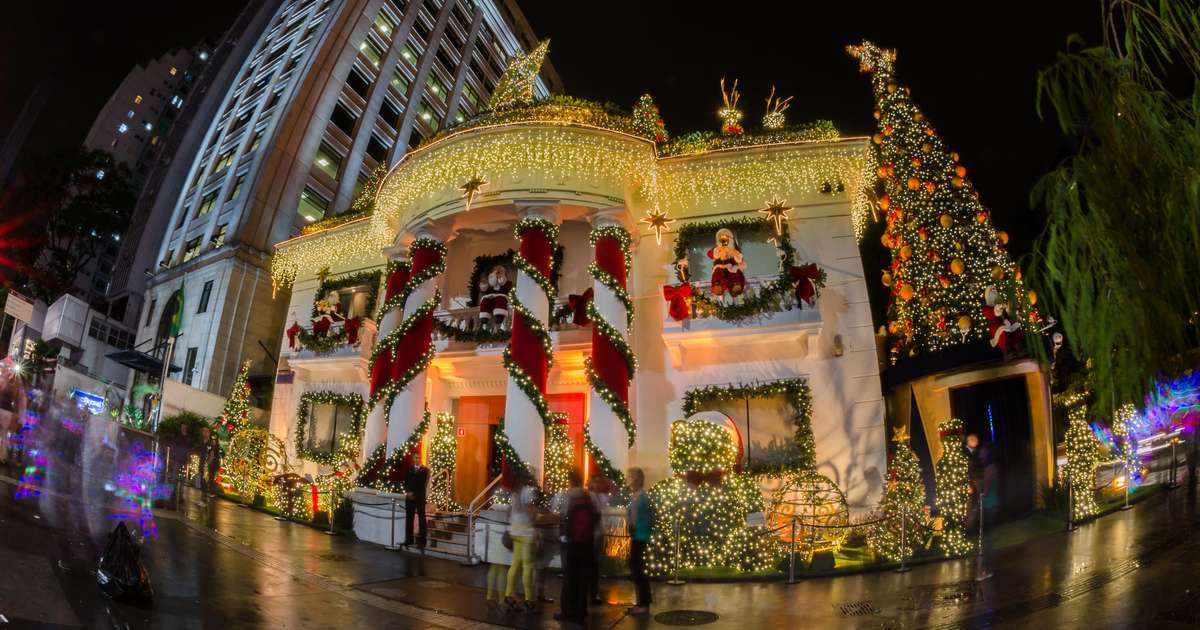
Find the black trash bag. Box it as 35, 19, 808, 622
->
96, 522, 153, 600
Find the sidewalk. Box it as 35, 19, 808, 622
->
174, 484, 1200, 629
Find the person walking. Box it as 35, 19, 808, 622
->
588, 475, 611, 605
504, 470, 539, 612
626, 467, 652, 615
965, 433, 998, 581
201, 426, 221, 497
403, 460, 430, 549
555, 471, 599, 624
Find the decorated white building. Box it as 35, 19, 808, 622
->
266, 66, 886, 548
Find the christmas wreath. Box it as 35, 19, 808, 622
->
294, 391, 367, 467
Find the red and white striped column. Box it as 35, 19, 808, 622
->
585, 213, 636, 484
501, 205, 560, 481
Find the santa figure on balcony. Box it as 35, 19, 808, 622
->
983, 286, 1024, 359
478, 265, 512, 332
708, 228, 746, 305
311, 291, 344, 336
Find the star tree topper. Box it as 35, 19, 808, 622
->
459, 174, 487, 212
891, 425, 911, 443
641, 207, 675, 246
759, 198, 791, 236
846, 41, 897, 75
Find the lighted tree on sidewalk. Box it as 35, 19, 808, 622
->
935, 418, 971, 555
848, 41, 1041, 362
217, 360, 254, 437
868, 427, 926, 562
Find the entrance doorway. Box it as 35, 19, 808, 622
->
950, 377, 1035, 520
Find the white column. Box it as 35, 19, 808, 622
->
588, 210, 632, 475
361, 244, 409, 459
502, 202, 558, 480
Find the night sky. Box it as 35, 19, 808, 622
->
1, 1, 1101, 262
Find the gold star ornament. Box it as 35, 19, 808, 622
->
459, 174, 488, 212
891, 425, 911, 443
641, 207, 674, 246
759, 198, 791, 236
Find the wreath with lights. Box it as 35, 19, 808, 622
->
310, 269, 382, 319
465, 247, 563, 307
294, 391, 367, 467
681, 378, 816, 473
672, 216, 823, 323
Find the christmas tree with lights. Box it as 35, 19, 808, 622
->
934, 418, 972, 555
428, 413, 459, 510
543, 419, 574, 498
848, 41, 1041, 361
486, 40, 548, 111
1063, 406, 1102, 521
868, 427, 926, 562
632, 94, 668, 143
218, 361, 254, 436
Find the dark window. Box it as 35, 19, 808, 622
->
413, 16, 430, 40
452, 3, 470, 29
197, 280, 214, 314
264, 90, 282, 111
366, 135, 389, 162
436, 46, 455, 71
347, 69, 370, 98
386, 0, 406, 13
330, 103, 357, 136
182, 347, 199, 386
378, 99, 401, 128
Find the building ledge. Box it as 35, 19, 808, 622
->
662, 306, 822, 369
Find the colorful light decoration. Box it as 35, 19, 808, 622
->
357, 410, 432, 494
759, 197, 792, 236
867, 426, 926, 562
935, 418, 972, 556
718, 77, 745, 136
294, 391, 367, 509
641, 207, 674, 246
428, 412, 459, 510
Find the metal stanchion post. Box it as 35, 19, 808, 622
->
895, 511, 911, 573
390, 498, 397, 549
667, 507, 685, 585
977, 493, 984, 557
786, 517, 798, 584
324, 491, 336, 535
1121, 456, 1133, 510
1066, 474, 1077, 531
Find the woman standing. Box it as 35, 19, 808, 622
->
626, 467, 652, 616
504, 469, 539, 612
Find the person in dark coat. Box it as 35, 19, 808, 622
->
965, 433, 998, 580
201, 425, 221, 496
403, 460, 430, 548
555, 471, 599, 624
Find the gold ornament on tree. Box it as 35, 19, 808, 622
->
718, 77, 744, 135
762, 85, 793, 130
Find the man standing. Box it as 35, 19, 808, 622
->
965, 433, 998, 581
626, 468, 652, 616
404, 459, 430, 549
200, 425, 221, 498
556, 471, 599, 624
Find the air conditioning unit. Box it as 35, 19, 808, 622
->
43, 294, 90, 349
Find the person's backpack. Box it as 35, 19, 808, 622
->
566, 493, 598, 544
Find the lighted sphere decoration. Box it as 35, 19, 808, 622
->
766, 469, 850, 553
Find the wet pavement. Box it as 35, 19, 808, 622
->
2, 462, 1199, 629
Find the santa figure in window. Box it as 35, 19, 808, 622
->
478, 265, 512, 332
707, 227, 746, 305
311, 291, 344, 336
982, 286, 1024, 358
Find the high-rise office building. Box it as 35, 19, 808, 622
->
135, 0, 558, 399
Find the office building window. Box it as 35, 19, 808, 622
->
390, 70, 410, 95
366, 135, 389, 163
228, 173, 246, 201
330, 103, 357, 136
146, 299, 157, 327
400, 44, 418, 65
197, 280, 214, 313
134, 94, 143, 104
347, 69, 370, 98
313, 144, 342, 179
358, 39, 383, 68
182, 347, 198, 385
117, 123, 128, 134
378, 99, 401, 128
247, 131, 264, 153
297, 187, 329, 223
213, 149, 235, 173
426, 75, 445, 100
212, 223, 228, 248
181, 237, 203, 262
195, 191, 218, 217
373, 10, 396, 37
127, 110, 135, 118
418, 101, 438, 130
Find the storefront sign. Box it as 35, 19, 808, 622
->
71, 388, 106, 415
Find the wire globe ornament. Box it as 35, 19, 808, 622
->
767, 469, 851, 553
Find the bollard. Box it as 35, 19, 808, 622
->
895, 511, 911, 573
786, 517, 798, 583
324, 491, 336, 535
667, 507, 685, 585
977, 492, 984, 557
1120, 459, 1133, 511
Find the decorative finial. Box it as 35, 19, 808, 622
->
892, 425, 910, 443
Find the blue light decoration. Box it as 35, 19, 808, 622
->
1139, 370, 1200, 438
986, 403, 996, 443
13, 408, 44, 499
107, 441, 169, 539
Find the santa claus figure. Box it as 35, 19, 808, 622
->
707, 228, 746, 305
478, 265, 512, 331
982, 286, 1024, 358
311, 291, 344, 336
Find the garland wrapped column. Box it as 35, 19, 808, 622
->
361, 258, 410, 456
366, 234, 447, 458
500, 212, 560, 480
586, 218, 636, 485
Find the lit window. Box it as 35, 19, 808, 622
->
95, 170, 106, 180
150, 135, 159, 145
373, 11, 395, 36
313, 144, 341, 179
195, 191, 218, 217
171, 95, 184, 108
211, 224, 228, 248
169, 66, 178, 76
247, 131, 263, 153
228, 173, 246, 201
181, 237, 202, 262
199, 50, 209, 61
296, 187, 329, 222
134, 95, 143, 104
390, 70, 410, 94
358, 39, 383, 68
127, 110, 135, 118
213, 149, 235, 173
117, 123, 128, 133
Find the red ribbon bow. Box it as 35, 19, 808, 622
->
567, 288, 593, 326
286, 321, 302, 349
662, 283, 693, 321
789, 264, 822, 306
344, 316, 361, 345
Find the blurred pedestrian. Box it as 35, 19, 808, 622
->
403, 459, 429, 549
626, 467, 652, 615
201, 425, 221, 496
965, 432, 998, 581
504, 469, 539, 612
555, 470, 599, 624
588, 475, 611, 605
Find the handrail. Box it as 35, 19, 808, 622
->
466, 474, 504, 563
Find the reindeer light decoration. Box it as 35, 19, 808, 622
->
718, 78, 744, 135
762, 85, 793, 130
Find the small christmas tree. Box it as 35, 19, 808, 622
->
847, 41, 1041, 361
632, 94, 668, 143
427, 412, 459, 510
868, 427, 926, 561
218, 361, 254, 436
935, 418, 971, 555
543, 417, 573, 498
486, 40, 549, 111
1064, 406, 1102, 521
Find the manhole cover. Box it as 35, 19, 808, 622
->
653, 610, 719, 626
418, 580, 450, 589
318, 554, 354, 562
838, 601, 880, 617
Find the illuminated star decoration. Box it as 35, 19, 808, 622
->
641, 207, 675, 246
458, 174, 488, 212
891, 425, 910, 443
759, 198, 791, 236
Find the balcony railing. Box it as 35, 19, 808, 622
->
285, 318, 378, 362
433, 299, 589, 347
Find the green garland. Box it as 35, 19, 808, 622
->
433, 318, 510, 343
584, 427, 627, 497
493, 417, 533, 482
296, 326, 349, 354
502, 296, 557, 428
681, 379, 816, 472
658, 121, 839, 158
466, 247, 563, 307
512, 217, 560, 304
311, 269, 382, 319
672, 216, 801, 323
356, 410, 432, 493
588, 224, 635, 327
375, 239, 447, 318
294, 391, 368, 467
368, 292, 440, 408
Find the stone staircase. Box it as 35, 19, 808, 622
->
422, 512, 472, 563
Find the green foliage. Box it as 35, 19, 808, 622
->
1032, 1, 1200, 417
668, 420, 738, 473
658, 121, 839, 157
158, 411, 210, 447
